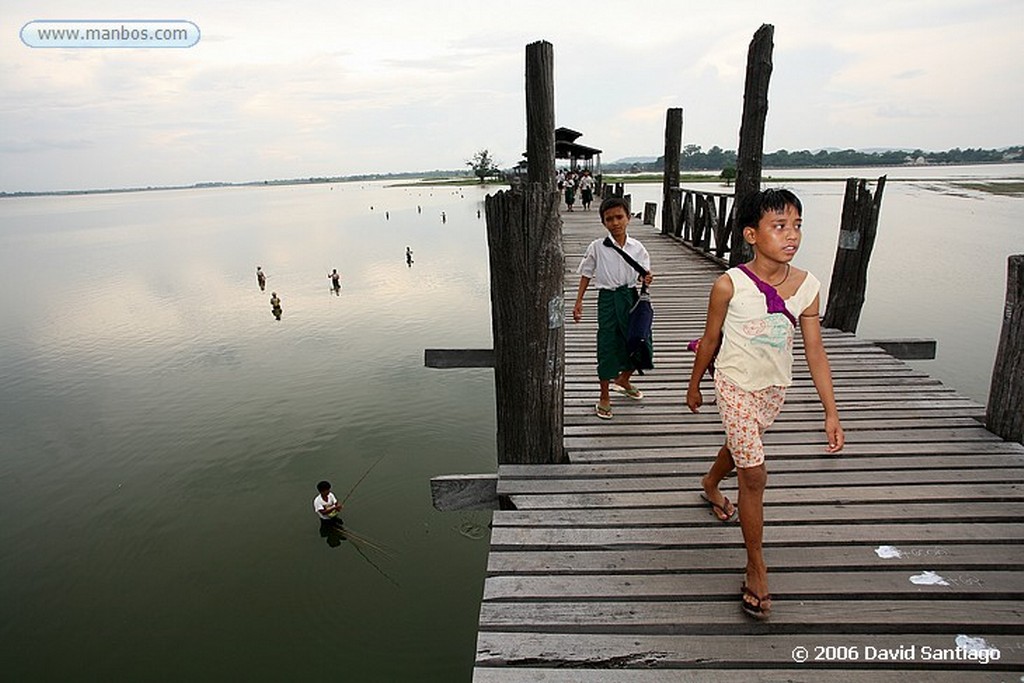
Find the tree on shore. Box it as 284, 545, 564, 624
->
467, 149, 500, 183
623, 145, 1023, 174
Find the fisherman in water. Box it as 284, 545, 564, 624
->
270, 291, 282, 320
314, 480, 344, 529
327, 269, 342, 293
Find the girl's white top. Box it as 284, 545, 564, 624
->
577, 236, 650, 290
715, 268, 820, 391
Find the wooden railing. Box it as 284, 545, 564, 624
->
665, 187, 737, 266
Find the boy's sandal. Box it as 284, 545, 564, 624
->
610, 383, 644, 400
594, 403, 613, 420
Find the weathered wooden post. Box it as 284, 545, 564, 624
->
986, 254, 1024, 444
484, 40, 567, 465
822, 176, 886, 332
643, 202, 657, 226
731, 23, 774, 266
661, 107, 682, 236
525, 42, 555, 186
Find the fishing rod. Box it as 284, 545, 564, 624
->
346, 534, 400, 587
339, 525, 394, 558
341, 453, 388, 506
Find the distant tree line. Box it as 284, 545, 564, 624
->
603, 145, 1024, 173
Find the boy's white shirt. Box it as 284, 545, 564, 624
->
313, 492, 339, 519
577, 235, 650, 290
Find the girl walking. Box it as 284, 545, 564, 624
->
686, 188, 844, 620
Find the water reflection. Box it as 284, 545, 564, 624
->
0, 180, 497, 682
319, 517, 348, 547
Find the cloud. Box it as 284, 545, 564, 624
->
894, 69, 926, 80
0, 138, 94, 153
875, 103, 937, 120
2, 0, 1022, 191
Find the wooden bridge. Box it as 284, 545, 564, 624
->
471, 207, 1024, 681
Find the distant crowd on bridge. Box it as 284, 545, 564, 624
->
556, 168, 596, 212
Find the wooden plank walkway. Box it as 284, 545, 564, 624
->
472, 206, 1024, 681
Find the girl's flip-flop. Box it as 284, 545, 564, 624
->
594, 403, 613, 420
700, 492, 737, 522
741, 583, 772, 621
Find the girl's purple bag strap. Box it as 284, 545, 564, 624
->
736, 264, 798, 327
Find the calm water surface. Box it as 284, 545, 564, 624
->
1, 166, 1021, 682
0, 182, 496, 682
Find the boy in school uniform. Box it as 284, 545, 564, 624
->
572, 197, 654, 420
687, 188, 844, 620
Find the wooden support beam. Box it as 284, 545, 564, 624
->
430, 474, 498, 511
424, 349, 495, 369
525, 41, 555, 186
987, 254, 1024, 443
731, 24, 774, 266
870, 338, 936, 360
486, 185, 566, 465
822, 176, 887, 333
661, 107, 682, 236
642, 202, 657, 226
481, 40, 567, 466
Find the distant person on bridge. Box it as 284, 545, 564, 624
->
572, 197, 653, 420
686, 188, 844, 621
563, 172, 577, 211
578, 170, 595, 210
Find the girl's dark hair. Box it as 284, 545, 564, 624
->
598, 196, 630, 220
316, 480, 331, 492
737, 188, 802, 229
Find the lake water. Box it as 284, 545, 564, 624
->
0, 182, 497, 682
1, 165, 1021, 682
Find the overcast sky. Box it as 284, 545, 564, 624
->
3, 0, 1022, 192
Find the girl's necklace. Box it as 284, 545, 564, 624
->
770, 263, 791, 287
